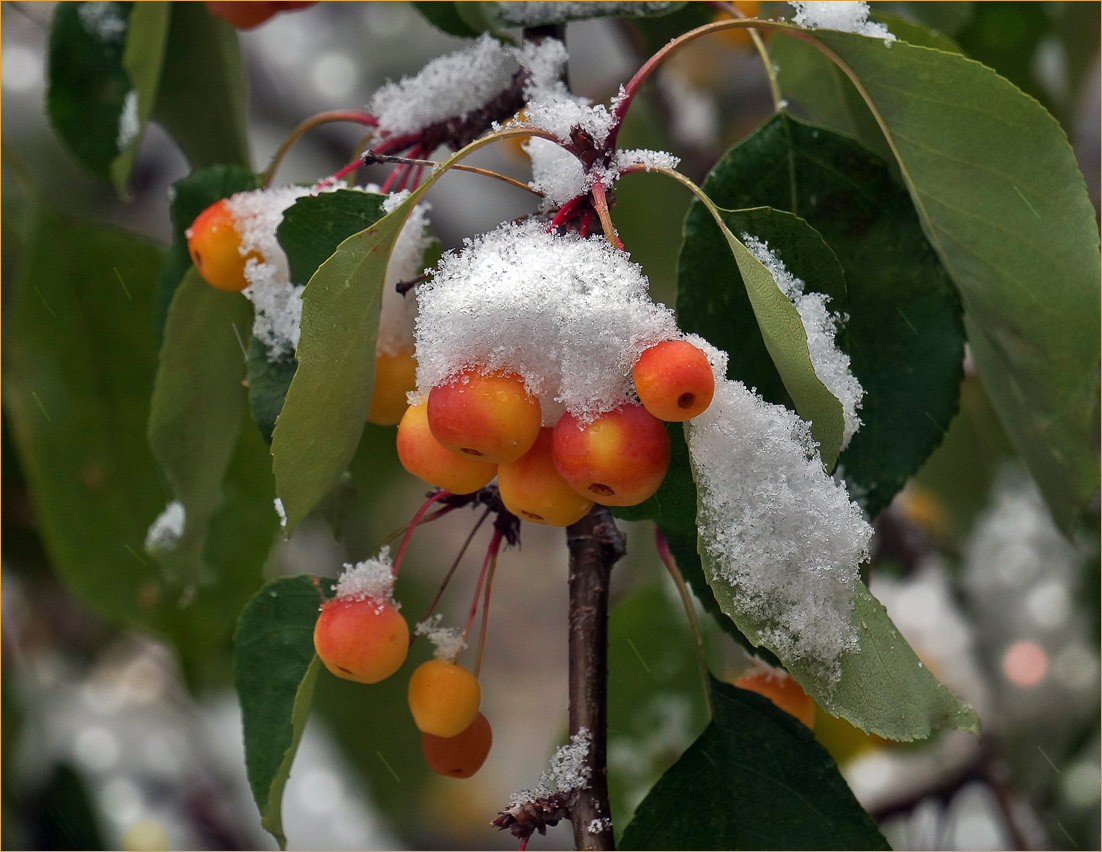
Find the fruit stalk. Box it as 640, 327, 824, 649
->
565, 505, 625, 850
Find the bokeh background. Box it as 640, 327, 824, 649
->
2, 2, 1099, 850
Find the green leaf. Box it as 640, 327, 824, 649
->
410, 1, 484, 37
152, 2, 250, 169
620, 678, 889, 850
234, 576, 323, 850
808, 30, 1101, 532
47, 2, 135, 181
675, 188, 847, 468
2, 208, 166, 627
680, 113, 965, 518
247, 338, 297, 445
111, 1, 171, 196
147, 270, 254, 589
155, 165, 258, 337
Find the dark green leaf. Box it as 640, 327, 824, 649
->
155, 165, 258, 338
147, 270, 254, 590
234, 576, 323, 849
810, 30, 1101, 532
47, 2, 134, 181
411, 1, 484, 37
2, 208, 166, 627
620, 678, 889, 850
681, 113, 964, 518
152, 2, 250, 169
247, 338, 297, 445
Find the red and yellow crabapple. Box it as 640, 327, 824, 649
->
421, 712, 493, 779
427, 369, 541, 464
186, 199, 261, 292
313, 596, 409, 684
396, 400, 497, 494
734, 668, 816, 728
551, 404, 670, 506
407, 659, 482, 738
632, 340, 715, 422
497, 428, 593, 526
368, 348, 418, 426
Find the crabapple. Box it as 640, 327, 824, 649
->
427, 369, 541, 464
396, 400, 496, 494
421, 712, 493, 779
368, 348, 418, 426
205, 1, 315, 29
185, 199, 258, 292
497, 428, 593, 527
551, 404, 670, 506
734, 668, 815, 728
313, 597, 409, 684
632, 340, 715, 421
408, 659, 482, 738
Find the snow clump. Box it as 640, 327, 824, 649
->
144, 500, 186, 551
686, 376, 872, 682
507, 728, 593, 807
414, 615, 468, 661
493, 1, 677, 26
413, 219, 680, 423
788, 1, 895, 43
334, 547, 397, 608
742, 233, 864, 448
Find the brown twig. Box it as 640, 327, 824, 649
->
565, 505, 626, 849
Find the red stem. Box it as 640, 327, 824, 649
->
392, 491, 450, 577
416, 506, 492, 625
462, 529, 503, 642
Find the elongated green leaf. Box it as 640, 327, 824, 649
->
620, 678, 889, 850
680, 113, 964, 518
2, 208, 165, 627
805, 30, 1101, 532
148, 270, 253, 588
234, 576, 323, 850
152, 2, 250, 169
678, 189, 847, 467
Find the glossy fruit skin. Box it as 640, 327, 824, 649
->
734, 669, 815, 728
368, 349, 418, 426
185, 199, 257, 291
427, 370, 541, 464
396, 401, 497, 494
498, 428, 593, 526
313, 597, 409, 684
421, 712, 493, 779
633, 340, 715, 422
408, 659, 482, 738
551, 405, 671, 507
205, 1, 315, 29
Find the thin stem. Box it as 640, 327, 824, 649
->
260, 109, 377, 187
366, 151, 541, 196
655, 528, 714, 719
392, 490, 450, 577
417, 506, 492, 624
329, 156, 364, 184
565, 505, 626, 850
462, 529, 503, 643
711, 0, 785, 111
473, 542, 500, 678
589, 182, 623, 250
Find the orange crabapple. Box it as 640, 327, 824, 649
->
185, 198, 260, 292
408, 659, 482, 738
632, 340, 715, 422
427, 369, 541, 464
497, 427, 594, 527
396, 400, 497, 494
205, 1, 316, 29
313, 596, 409, 684
551, 404, 671, 507
734, 668, 816, 728
367, 348, 418, 426
420, 712, 493, 779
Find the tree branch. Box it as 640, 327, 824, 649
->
565, 504, 626, 850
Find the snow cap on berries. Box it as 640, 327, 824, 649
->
413, 219, 680, 423
334, 547, 398, 608
686, 375, 872, 682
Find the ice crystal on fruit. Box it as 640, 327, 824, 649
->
742, 234, 864, 449
334, 547, 397, 606
413, 219, 679, 422
687, 377, 871, 680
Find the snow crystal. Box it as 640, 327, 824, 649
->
686, 377, 871, 681
587, 818, 613, 834
413, 219, 680, 423
509, 728, 592, 806
274, 497, 287, 529
414, 615, 468, 661
522, 89, 616, 147
742, 234, 864, 449
116, 90, 139, 150
77, 2, 127, 43
334, 547, 397, 606
145, 500, 186, 551
369, 35, 516, 137
788, 1, 895, 43
614, 148, 680, 174
493, 1, 677, 25
525, 137, 587, 206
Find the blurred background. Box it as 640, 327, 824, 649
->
2, 2, 1099, 849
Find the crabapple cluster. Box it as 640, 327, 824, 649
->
396, 341, 715, 521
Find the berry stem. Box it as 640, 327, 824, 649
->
393, 490, 451, 577
473, 539, 500, 678
462, 528, 503, 644
589, 182, 623, 251
565, 505, 625, 851
655, 528, 715, 719
417, 506, 493, 625
261, 109, 377, 188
